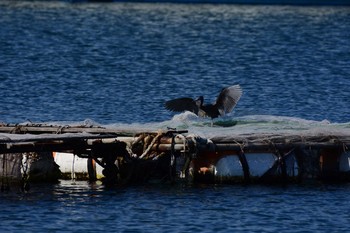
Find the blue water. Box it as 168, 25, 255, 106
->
1, 1, 350, 232
1, 181, 350, 232
1, 1, 350, 124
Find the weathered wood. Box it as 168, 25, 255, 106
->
0, 133, 190, 154
1, 124, 349, 157
0, 139, 89, 154
1, 123, 350, 185
0, 124, 171, 136
209, 133, 350, 152
0, 123, 190, 154
200, 142, 350, 152
0, 133, 118, 143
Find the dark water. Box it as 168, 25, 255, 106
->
1, 1, 350, 232
1, 181, 350, 232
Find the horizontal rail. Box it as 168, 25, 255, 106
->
0, 124, 188, 136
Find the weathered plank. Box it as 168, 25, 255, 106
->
0, 124, 135, 136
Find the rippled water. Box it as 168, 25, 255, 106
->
1, 1, 350, 124
1, 181, 350, 232
1, 1, 350, 232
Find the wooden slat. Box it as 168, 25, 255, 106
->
0, 125, 136, 136
0, 124, 188, 137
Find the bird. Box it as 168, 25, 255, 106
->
164, 85, 242, 119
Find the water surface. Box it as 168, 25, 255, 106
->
1, 2, 350, 232
1, 1, 349, 124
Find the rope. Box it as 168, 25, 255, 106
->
10, 124, 23, 134
174, 134, 188, 153
71, 154, 76, 184
56, 125, 69, 134
21, 153, 30, 192
231, 139, 246, 154
178, 135, 195, 179
1, 154, 9, 191
343, 143, 349, 153
126, 146, 138, 159
169, 135, 176, 182
139, 132, 163, 159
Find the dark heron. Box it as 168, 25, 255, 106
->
165, 85, 242, 119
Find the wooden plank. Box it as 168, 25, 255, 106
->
203, 142, 350, 152
0, 124, 188, 137
0, 133, 122, 143
0, 125, 135, 136
1, 124, 349, 157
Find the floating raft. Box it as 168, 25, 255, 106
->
0, 123, 350, 188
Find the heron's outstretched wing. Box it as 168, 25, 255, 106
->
165, 97, 199, 114
215, 85, 242, 116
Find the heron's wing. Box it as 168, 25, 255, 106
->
165, 97, 199, 114
215, 85, 242, 115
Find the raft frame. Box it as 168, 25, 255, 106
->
0, 123, 350, 187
